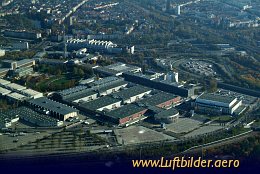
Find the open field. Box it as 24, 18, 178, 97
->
183, 125, 224, 138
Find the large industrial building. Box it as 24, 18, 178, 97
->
28, 97, 79, 121
79, 96, 122, 112
104, 104, 148, 127
0, 78, 43, 101
12, 107, 63, 127
1, 59, 35, 70
137, 92, 181, 109
6, 92, 28, 102
123, 72, 194, 97
4, 30, 42, 40
111, 85, 152, 104
0, 59, 35, 78
54, 77, 128, 104
194, 93, 243, 115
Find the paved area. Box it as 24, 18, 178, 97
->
166, 118, 202, 134
114, 126, 175, 145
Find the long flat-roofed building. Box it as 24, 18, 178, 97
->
28, 97, 79, 121
54, 86, 98, 104
95, 80, 128, 96
19, 89, 43, 99
12, 107, 63, 127
123, 72, 194, 97
0, 86, 11, 96
1, 59, 35, 70
137, 92, 181, 109
79, 96, 121, 112
0, 68, 9, 78
6, 92, 28, 102
3, 83, 27, 91
104, 104, 148, 127
194, 93, 242, 115
0, 78, 11, 86
111, 85, 152, 104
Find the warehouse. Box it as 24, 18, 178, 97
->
95, 80, 128, 96
71, 90, 98, 104
0, 86, 11, 96
1, 59, 35, 70
3, 83, 27, 91
28, 97, 79, 121
0, 78, 11, 86
194, 93, 242, 115
104, 104, 148, 127
123, 72, 194, 97
0, 68, 9, 78
6, 92, 28, 102
137, 92, 181, 108
55, 86, 98, 104
19, 89, 43, 99
12, 107, 63, 127
154, 107, 180, 124
56, 86, 89, 100
111, 85, 152, 104
79, 96, 121, 112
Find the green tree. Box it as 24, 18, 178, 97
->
208, 79, 217, 92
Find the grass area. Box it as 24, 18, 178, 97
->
34, 74, 77, 92
209, 115, 234, 122
192, 114, 234, 123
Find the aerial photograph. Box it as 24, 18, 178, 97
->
0, 0, 259, 173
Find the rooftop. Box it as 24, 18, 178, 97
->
197, 93, 237, 104
0, 78, 11, 85
155, 107, 179, 118
6, 92, 27, 100
65, 90, 98, 102
0, 86, 11, 95
58, 85, 89, 97
28, 97, 79, 115
95, 80, 128, 93
12, 107, 60, 123
4, 83, 26, 91
80, 96, 121, 111
105, 104, 147, 119
21, 89, 43, 97
112, 85, 152, 100
137, 92, 179, 107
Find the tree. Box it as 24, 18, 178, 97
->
208, 79, 217, 92
78, 69, 84, 78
